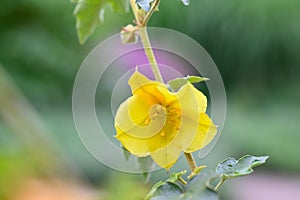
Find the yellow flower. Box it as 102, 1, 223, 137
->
114, 70, 217, 169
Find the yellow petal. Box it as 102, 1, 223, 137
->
115, 127, 176, 157
128, 70, 158, 94
149, 110, 205, 169
128, 70, 176, 106
156, 85, 178, 106
174, 82, 207, 115
171, 83, 203, 150
152, 83, 211, 164
184, 113, 217, 153
115, 94, 166, 139
115, 127, 149, 157
149, 94, 200, 169
115, 94, 150, 130
150, 143, 182, 170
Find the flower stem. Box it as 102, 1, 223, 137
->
139, 27, 164, 83
129, 0, 164, 83
130, 0, 200, 174
178, 177, 188, 185
214, 177, 226, 191
143, 0, 160, 26
184, 152, 198, 172
129, 0, 141, 25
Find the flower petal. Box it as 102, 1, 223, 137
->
149, 83, 205, 169
174, 82, 207, 115
128, 70, 177, 106
115, 94, 150, 130
150, 143, 182, 170
184, 113, 217, 153
115, 127, 149, 157
172, 83, 204, 149
115, 94, 166, 139
115, 127, 176, 157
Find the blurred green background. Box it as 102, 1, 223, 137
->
0, 0, 299, 199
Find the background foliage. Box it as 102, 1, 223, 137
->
0, 0, 299, 199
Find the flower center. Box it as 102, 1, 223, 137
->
149, 104, 166, 120
166, 107, 181, 131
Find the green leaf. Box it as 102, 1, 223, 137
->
145, 155, 268, 200
108, 0, 129, 13
144, 171, 186, 200
145, 171, 218, 200
186, 75, 209, 83
216, 155, 269, 179
73, 0, 105, 44
183, 171, 219, 200
73, 0, 127, 44
145, 182, 182, 200
167, 75, 208, 91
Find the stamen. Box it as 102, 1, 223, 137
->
144, 117, 150, 125
156, 104, 162, 112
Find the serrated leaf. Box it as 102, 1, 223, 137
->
181, 0, 190, 6
73, 0, 105, 44
73, 0, 127, 44
108, 0, 129, 13
145, 182, 182, 200
145, 155, 268, 200
167, 75, 208, 91
216, 155, 269, 179
182, 171, 219, 200
146, 171, 218, 200
136, 0, 154, 12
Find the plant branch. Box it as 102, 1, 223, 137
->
139, 27, 164, 82
142, 0, 160, 26
214, 177, 226, 191
130, 1, 203, 174
184, 152, 198, 172
129, 0, 141, 25
129, 0, 164, 83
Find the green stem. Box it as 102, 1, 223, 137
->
214, 177, 226, 191
142, 0, 160, 26
130, 0, 163, 83
184, 152, 198, 172
139, 27, 164, 83
129, 0, 141, 25
178, 177, 187, 185
130, 1, 200, 173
